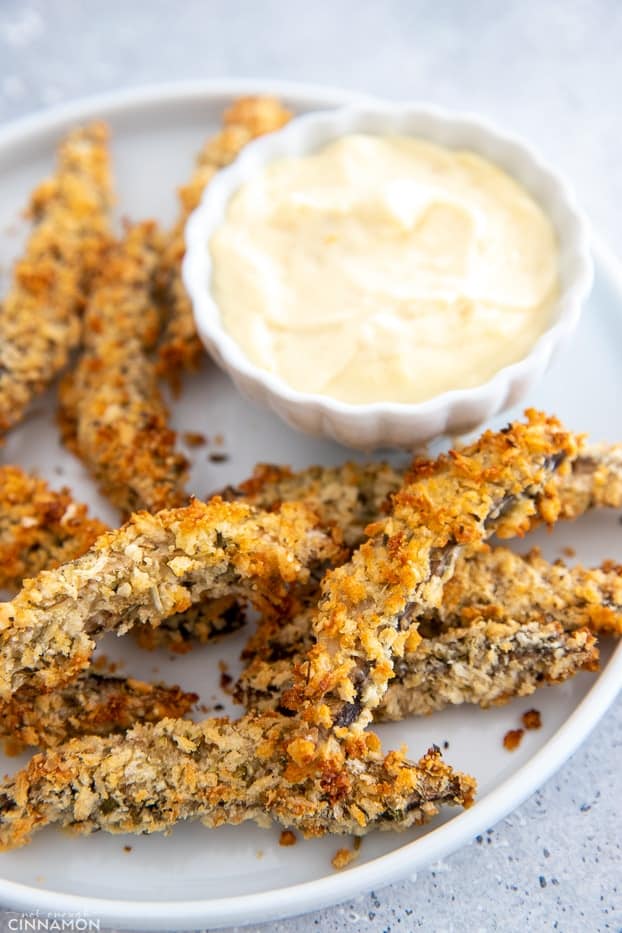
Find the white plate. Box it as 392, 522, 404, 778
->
0, 80, 620, 932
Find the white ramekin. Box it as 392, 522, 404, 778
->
183, 104, 593, 450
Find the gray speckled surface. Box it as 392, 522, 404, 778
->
0, 1, 620, 930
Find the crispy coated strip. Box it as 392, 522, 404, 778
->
0, 469, 245, 651
0, 466, 107, 591
0, 123, 113, 433
0, 497, 340, 698
157, 96, 292, 384
236, 612, 598, 718
0, 713, 475, 850
58, 222, 189, 514
381, 621, 598, 718
0, 673, 197, 752
285, 411, 578, 731
434, 546, 622, 638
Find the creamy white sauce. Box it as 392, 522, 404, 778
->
210, 134, 560, 404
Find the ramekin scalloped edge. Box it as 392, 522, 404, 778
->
183, 103, 593, 449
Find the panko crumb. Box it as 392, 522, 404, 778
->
562, 546, 576, 558
522, 709, 542, 730
279, 830, 297, 847
503, 729, 525, 751
123, 845, 132, 853
219, 659, 233, 692
92, 655, 120, 674
183, 431, 206, 448
332, 838, 361, 870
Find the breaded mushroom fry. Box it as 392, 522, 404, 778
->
0, 466, 107, 591
0, 673, 197, 752
0, 123, 112, 433
224, 442, 622, 548
286, 411, 579, 731
0, 713, 475, 850
0, 469, 246, 651
58, 222, 189, 515
0, 498, 340, 698
236, 610, 598, 719
434, 546, 622, 638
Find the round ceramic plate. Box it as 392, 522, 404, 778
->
0, 80, 620, 931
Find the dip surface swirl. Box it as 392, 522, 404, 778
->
210, 134, 560, 405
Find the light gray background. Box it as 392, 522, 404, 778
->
0, 1, 620, 931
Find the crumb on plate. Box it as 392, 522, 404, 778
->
503, 728, 524, 751
183, 431, 207, 448
522, 709, 542, 730
331, 838, 361, 870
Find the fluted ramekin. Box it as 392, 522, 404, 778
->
183, 104, 593, 449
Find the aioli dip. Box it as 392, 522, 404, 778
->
210, 134, 560, 405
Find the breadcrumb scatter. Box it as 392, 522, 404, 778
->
0, 123, 112, 433
279, 830, 297, 846
503, 729, 524, 751
522, 709, 542, 730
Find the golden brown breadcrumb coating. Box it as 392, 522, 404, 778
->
0, 467, 247, 650
157, 96, 292, 385
0, 673, 197, 752
0, 466, 107, 591
381, 622, 598, 717
284, 411, 579, 731
238, 532, 617, 719
58, 222, 189, 515
236, 607, 598, 719
434, 546, 622, 638
0, 497, 340, 698
0, 713, 475, 850
0, 123, 113, 433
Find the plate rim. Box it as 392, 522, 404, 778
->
0, 78, 620, 930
